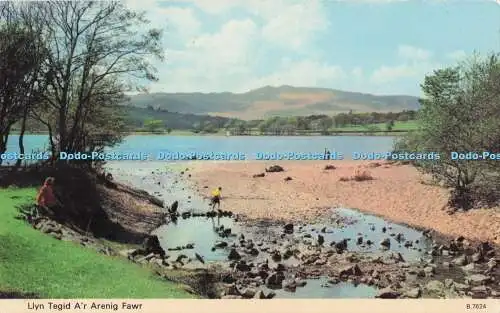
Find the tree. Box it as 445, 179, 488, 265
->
144, 119, 164, 133
386, 120, 395, 131
318, 116, 333, 135
0, 3, 48, 165
36, 1, 164, 159
396, 52, 500, 209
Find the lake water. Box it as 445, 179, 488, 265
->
3, 135, 396, 162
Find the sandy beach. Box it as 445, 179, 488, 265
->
186, 160, 500, 244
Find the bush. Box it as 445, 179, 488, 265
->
353, 169, 373, 182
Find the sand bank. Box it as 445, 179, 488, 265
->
186, 160, 500, 244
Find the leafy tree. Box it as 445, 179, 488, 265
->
386, 120, 395, 131
396, 52, 500, 209
36, 1, 164, 159
144, 119, 164, 133
0, 3, 48, 165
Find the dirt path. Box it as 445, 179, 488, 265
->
186, 160, 500, 244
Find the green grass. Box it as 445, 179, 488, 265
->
0, 187, 195, 298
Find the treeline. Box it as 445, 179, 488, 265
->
395, 53, 500, 210
0, 1, 163, 166
224, 110, 416, 136
118, 105, 417, 134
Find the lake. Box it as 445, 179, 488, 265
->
3, 135, 396, 162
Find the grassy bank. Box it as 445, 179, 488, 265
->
0, 187, 194, 298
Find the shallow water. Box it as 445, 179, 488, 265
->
268, 279, 378, 299
152, 216, 241, 262
107, 164, 437, 299
296, 207, 433, 262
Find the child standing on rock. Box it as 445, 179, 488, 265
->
210, 187, 222, 211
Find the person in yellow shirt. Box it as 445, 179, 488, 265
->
210, 187, 222, 211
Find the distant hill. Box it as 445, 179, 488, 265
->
123, 85, 420, 120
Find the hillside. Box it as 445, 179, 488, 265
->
123, 85, 420, 120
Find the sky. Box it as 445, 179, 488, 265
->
124, 0, 500, 96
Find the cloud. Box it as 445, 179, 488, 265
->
398, 45, 432, 61
248, 60, 346, 90
260, 1, 329, 50
122, 1, 465, 96
370, 45, 439, 85
446, 49, 467, 61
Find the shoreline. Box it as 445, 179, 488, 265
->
10, 131, 408, 137
184, 160, 500, 245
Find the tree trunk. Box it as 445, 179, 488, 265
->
0, 126, 11, 166
15, 106, 29, 168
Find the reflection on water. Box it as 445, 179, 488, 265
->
295, 207, 433, 262
152, 215, 240, 262
268, 278, 378, 299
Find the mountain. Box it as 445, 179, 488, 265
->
123, 85, 420, 120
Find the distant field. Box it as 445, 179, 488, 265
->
332, 120, 419, 132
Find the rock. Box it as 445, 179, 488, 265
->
253, 173, 265, 178
119, 249, 138, 258
265, 165, 284, 173
404, 287, 421, 299
334, 239, 348, 253
214, 241, 228, 249
271, 251, 282, 262
168, 201, 178, 214
472, 252, 483, 263
471, 286, 488, 299
136, 253, 156, 264
234, 261, 251, 272
444, 279, 454, 289
228, 249, 241, 261
477, 241, 494, 256
240, 288, 257, 299
284, 176, 293, 181
295, 280, 307, 287
462, 263, 476, 272
283, 249, 294, 260
284, 223, 294, 234
142, 235, 166, 258
339, 264, 363, 277
221, 295, 242, 299
247, 248, 259, 256
424, 266, 435, 275
324, 165, 336, 170
453, 282, 470, 292
487, 258, 497, 270
380, 238, 391, 249
317, 234, 325, 246
442, 262, 451, 268
224, 283, 240, 296
253, 290, 267, 299
327, 277, 340, 284
274, 263, 286, 272
266, 272, 285, 288
282, 280, 297, 292
376, 288, 401, 299
453, 255, 468, 266
467, 274, 491, 286
266, 291, 276, 299
221, 274, 236, 284
426, 280, 445, 295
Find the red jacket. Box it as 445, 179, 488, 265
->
36, 184, 57, 206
